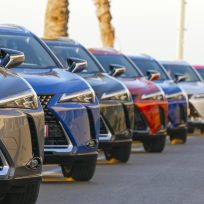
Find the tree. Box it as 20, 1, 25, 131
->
44, 0, 69, 39
94, 0, 115, 48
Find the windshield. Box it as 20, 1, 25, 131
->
162, 64, 201, 82
196, 69, 204, 80
130, 58, 169, 80
94, 54, 141, 78
46, 41, 103, 73
0, 34, 57, 69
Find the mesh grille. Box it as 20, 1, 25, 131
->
189, 103, 199, 118
38, 95, 68, 146
159, 107, 166, 129
179, 105, 187, 123
134, 107, 147, 130
0, 156, 3, 171
100, 117, 108, 134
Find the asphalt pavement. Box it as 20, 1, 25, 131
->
38, 135, 204, 204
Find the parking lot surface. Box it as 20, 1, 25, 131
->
38, 135, 204, 204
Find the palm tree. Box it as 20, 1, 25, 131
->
44, 0, 69, 39
94, 0, 115, 48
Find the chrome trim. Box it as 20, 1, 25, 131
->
99, 116, 112, 141
0, 150, 10, 178
44, 122, 74, 153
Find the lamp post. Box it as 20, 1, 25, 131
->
178, 0, 187, 60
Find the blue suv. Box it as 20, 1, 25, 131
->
130, 55, 188, 143
0, 25, 100, 181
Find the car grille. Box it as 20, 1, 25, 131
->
159, 107, 166, 129
100, 116, 109, 135
38, 95, 68, 146
134, 107, 147, 130
189, 103, 199, 118
179, 104, 187, 123
0, 157, 3, 171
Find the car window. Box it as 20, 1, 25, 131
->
130, 58, 169, 80
47, 41, 103, 73
94, 54, 142, 78
162, 64, 201, 82
196, 69, 204, 80
0, 34, 57, 69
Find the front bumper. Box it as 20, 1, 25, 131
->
0, 105, 44, 180
98, 101, 134, 148
0, 176, 41, 200
132, 129, 166, 141
39, 94, 100, 165
132, 100, 168, 141
44, 151, 98, 165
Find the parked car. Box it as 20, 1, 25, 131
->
45, 38, 134, 162
0, 25, 100, 181
193, 65, 204, 79
161, 61, 204, 133
0, 48, 44, 204
89, 48, 168, 153
129, 55, 188, 143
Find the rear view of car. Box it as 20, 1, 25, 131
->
130, 55, 188, 143
0, 48, 44, 204
161, 61, 204, 133
45, 38, 134, 163
90, 48, 168, 153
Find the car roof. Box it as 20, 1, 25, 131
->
159, 60, 190, 66
0, 24, 31, 35
44, 37, 78, 45
193, 65, 204, 69
89, 48, 122, 55
128, 54, 156, 61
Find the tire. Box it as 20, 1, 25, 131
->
104, 143, 132, 163
61, 156, 97, 181
169, 129, 187, 144
143, 136, 166, 153
2, 181, 40, 204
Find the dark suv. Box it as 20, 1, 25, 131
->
0, 49, 44, 204
45, 38, 134, 163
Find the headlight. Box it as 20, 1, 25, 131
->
0, 89, 38, 109
101, 90, 131, 101
59, 89, 95, 103
141, 91, 164, 100
166, 93, 184, 100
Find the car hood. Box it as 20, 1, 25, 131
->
0, 67, 33, 100
12, 68, 90, 95
155, 80, 183, 95
79, 72, 126, 98
118, 77, 161, 96
178, 81, 204, 96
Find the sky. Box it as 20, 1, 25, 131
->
0, 0, 203, 64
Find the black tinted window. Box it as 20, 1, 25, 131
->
131, 58, 169, 80
196, 69, 204, 80
162, 64, 201, 82
47, 41, 103, 73
0, 34, 57, 68
94, 54, 141, 78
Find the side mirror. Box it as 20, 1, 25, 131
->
147, 70, 160, 81
109, 64, 126, 77
174, 73, 188, 83
67, 57, 87, 73
0, 48, 25, 68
